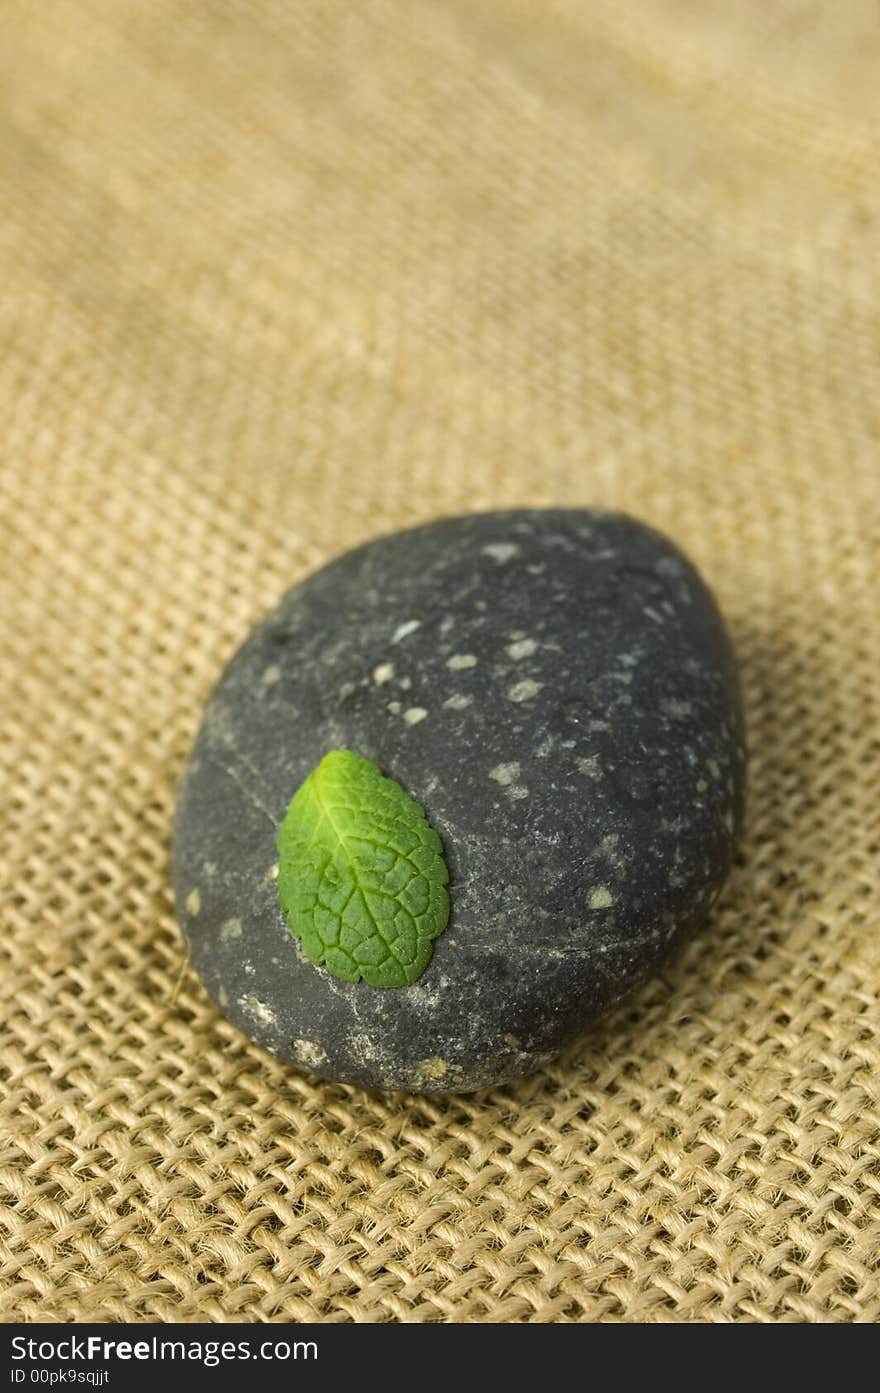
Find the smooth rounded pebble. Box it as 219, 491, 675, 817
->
173, 508, 746, 1093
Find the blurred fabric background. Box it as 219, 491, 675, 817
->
2, 2, 878, 1321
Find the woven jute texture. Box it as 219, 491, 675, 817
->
2, 1, 879, 1324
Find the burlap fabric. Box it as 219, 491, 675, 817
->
2, 1, 878, 1324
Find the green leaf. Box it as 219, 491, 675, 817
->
276, 749, 450, 988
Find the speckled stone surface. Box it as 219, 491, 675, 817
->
172, 509, 746, 1093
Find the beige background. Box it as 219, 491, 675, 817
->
2, 2, 879, 1321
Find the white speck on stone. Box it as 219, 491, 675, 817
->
708, 758, 721, 779
696, 778, 708, 793
266, 862, 279, 881
373, 662, 395, 685
589, 886, 614, 910
507, 637, 537, 661
238, 995, 276, 1028
508, 679, 542, 702
443, 693, 472, 710
388, 700, 402, 714
405, 980, 442, 1010
656, 557, 684, 578
218, 985, 228, 1007
419, 1056, 448, 1080
350, 1032, 374, 1064
662, 698, 692, 719
186, 888, 201, 916
440, 616, 455, 635
482, 543, 519, 563
404, 706, 428, 725
219, 917, 242, 942
601, 833, 619, 852
262, 664, 281, 686
400, 676, 412, 690
526, 562, 546, 575
294, 1038, 327, 1066
508, 785, 529, 800
489, 761, 520, 786
535, 735, 554, 758
576, 756, 600, 777
392, 619, 421, 643
644, 606, 664, 623
508, 630, 526, 641
447, 653, 478, 670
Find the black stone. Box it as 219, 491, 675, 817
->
172, 509, 746, 1093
